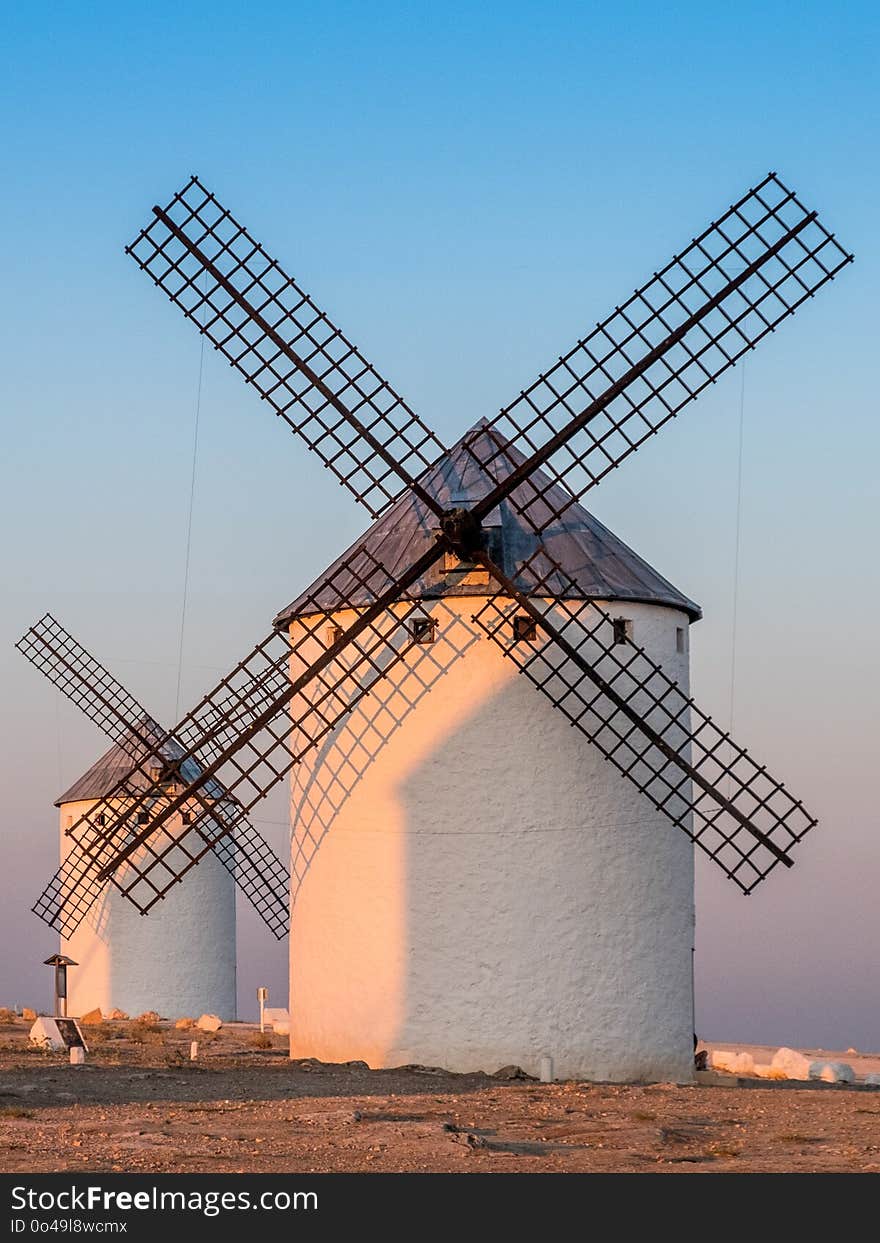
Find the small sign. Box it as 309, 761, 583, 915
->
29, 1016, 89, 1053
56, 1019, 87, 1050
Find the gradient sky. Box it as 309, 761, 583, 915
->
1, 2, 877, 1047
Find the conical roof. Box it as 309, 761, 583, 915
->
55, 713, 227, 806
274, 422, 700, 624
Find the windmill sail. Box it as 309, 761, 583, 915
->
466, 174, 851, 531
471, 550, 815, 893
19, 615, 290, 938
27, 171, 851, 937
31, 546, 437, 935
126, 176, 445, 520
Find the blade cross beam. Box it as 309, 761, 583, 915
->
22, 172, 851, 935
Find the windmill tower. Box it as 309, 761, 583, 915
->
54, 717, 237, 1020
279, 425, 701, 1080
19, 616, 290, 1018
20, 171, 851, 1080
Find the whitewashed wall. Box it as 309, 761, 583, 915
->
288, 596, 695, 1082
60, 799, 237, 1020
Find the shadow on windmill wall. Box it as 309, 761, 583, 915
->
289, 602, 483, 902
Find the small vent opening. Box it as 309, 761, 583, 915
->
409, 617, 437, 644
512, 615, 538, 642
612, 617, 633, 645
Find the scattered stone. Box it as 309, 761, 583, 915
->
108, 1009, 129, 1021
196, 1014, 222, 1033
174, 1018, 195, 1030
809, 1060, 855, 1084
864, 1073, 880, 1086
694, 1050, 708, 1071
297, 1108, 361, 1125
80, 1008, 103, 1025
263, 1007, 289, 1028
709, 1050, 733, 1071
754, 1063, 786, 1080
22, 1008, 36, 1021
136, 1011, 161, 1024
709, 1050, 755, 1075
272, 1021, 290, 1036
492, 1064, 534, 1081
771, 1047, 811, 1081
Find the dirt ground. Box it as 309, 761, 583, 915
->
1, 1018, 877, 1173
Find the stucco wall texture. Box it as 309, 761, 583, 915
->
59, 799, 237, 1020
289, 597, 695, 1083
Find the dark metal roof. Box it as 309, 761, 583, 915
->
275, 422, 701, 625
55, 714, 227, 806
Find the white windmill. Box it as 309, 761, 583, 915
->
22, 172, 850, 1078
18, 617, 289, 1019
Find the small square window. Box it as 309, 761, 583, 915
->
95, 814, 106, 827
612, 617, 633, 646
409, 617, 436, 644
181, 811, 193, 825
676, 626, 686, 654
512, 615, 537, 642
326, 624, 344, 646
137, 812, 150, 825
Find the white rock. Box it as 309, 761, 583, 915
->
709, 1049, 754, 1074
771, 1047, 811, 1080
864, 1072, 880, 1086
263, 1007, 289, 1024
754, 1063, 785, 1079
708, 1050, 734, 1071
196, 1013, 222, 1033
272, 1020, 290, 1036
29, 1017, 65, 1050
809, 1060, 855, 1084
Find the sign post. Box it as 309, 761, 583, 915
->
257, 987, 269, 1034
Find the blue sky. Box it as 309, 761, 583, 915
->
1, 2, 877, 1045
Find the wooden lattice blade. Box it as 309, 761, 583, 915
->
466, 173, 852, 531
34, 541, 444, 936
20, 614, 290, 939
126, 176, 446, 520
470, 549, 816, 893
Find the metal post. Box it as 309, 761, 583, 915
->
44, 955, 77, 1019
258, 987, 268, 1034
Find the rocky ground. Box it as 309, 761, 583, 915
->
0, 1017, 877, 1173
